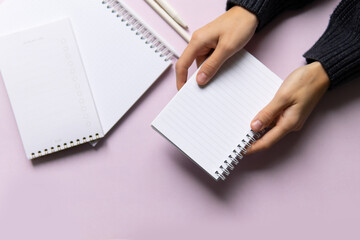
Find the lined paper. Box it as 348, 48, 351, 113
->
152, 50, 282, 180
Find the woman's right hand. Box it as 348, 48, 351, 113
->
175, 6, 258, 90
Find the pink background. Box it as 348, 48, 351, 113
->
1, 0, 360, 239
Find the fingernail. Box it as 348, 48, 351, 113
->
197, 72, 208, 85
252, 120, 263, 132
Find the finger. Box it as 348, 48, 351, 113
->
175, 41, 204, 90
251, 94, 290, 132
247, 124, 290, 154
196, 54, 208, 68
196, 44, 234, 86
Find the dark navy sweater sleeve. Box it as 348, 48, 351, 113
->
226, 0, 360, 88
226, 0, 315, 30
303, 0, 360, 88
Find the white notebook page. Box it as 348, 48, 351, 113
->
0, 0, 171, 134
0, 19, 103, 159
152, 50, 283, 180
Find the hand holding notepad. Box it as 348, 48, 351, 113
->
175, 6, 258, 89
163, 5, 330, 180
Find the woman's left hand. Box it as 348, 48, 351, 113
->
248, 61, 330, 154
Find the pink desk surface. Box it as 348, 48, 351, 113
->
1, 0, 360, 239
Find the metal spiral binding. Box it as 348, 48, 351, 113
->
215, 130, 263, 181
30, 133, 101, 159
101, 0, 174, 61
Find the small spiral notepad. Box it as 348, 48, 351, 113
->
152, 50, 283, 180
0, 0, 173, 159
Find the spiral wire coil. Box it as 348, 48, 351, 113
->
102, 0, 175, 61
215, 130, 263, 180
30, 133, 101, 159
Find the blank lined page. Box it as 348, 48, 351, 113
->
152, 50, 282, 180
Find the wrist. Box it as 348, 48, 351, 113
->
229, 5, 259, 29
306, 61, 330, 92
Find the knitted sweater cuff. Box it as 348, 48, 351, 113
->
226, 0, 314, 30
303, 1, 360, 88
226, 0, 281, 30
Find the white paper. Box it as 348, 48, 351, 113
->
152, 50, 283, 180
0, 0, 171, 134
0, 19, 104, 159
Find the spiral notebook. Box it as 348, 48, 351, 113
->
0, 0, 173, 159
152, 50, 283, 180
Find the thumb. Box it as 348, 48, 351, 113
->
196, 46, 232, 86
251, 95, 288, 132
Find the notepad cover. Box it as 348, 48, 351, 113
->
0, 19, 104, 159
0, 0, 171, 135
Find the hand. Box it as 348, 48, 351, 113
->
175, 6, 258, 90
247, 62, 330, 154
